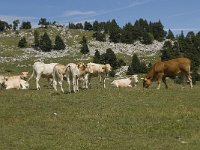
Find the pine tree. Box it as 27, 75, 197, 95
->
109, 19, 121, 43
34, 30, 40, 48
18, 37, 27, 48
84, 21, 93, 30
121, 22, 134, 44
80, 36, 89, 54
20, 21, 32, 29
39, 32, 52, 52
166, 29, 175, 40
142, 32, 154, 44
127, 54, 148, 74
13, 20, 20, 30
38, 18, 49, 28
93, 49, 101, 63
54, 35, 66, 50
160, 41, 180, 61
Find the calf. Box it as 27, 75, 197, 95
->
28, 62, 58, 90
85, 63, 112, 88
111, 75, 139, 88
3, 78, 29, 90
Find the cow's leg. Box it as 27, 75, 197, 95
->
186, 74, 193, 88
76, 77, 79, 92
103, 77, 106, 88
53, 77, 58, 92
48, 78, 53, 88
157, 73, 163, 90
67, 77, 71, 93
162, 77, 168, 89
36, 74, 41, 90
72, 77, 76, 93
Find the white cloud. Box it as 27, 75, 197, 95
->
63, 11, 96, 17
169, 28, 200, 31
0, 15, 38, 23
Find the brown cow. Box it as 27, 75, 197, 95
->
142, 58, 193, 89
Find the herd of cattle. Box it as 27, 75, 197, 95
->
0, 57, 194, 92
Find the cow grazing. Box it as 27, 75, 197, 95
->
65, 62, 90, 93
111, 75, 139, 88
28, 62, 58, 90
85, 63, 112, 88
3, 78, 29, 90
142, 58, 193, 89
52, 64, 67, 93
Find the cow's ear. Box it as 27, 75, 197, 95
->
77, 64, 80, 68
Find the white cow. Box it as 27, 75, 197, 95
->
66, 63, 88, 93
52, 64, 67, 93
111, 75, 139, 88
85, 63, 112, 88
4, 72, 29, 81
28, 62, 58, 90
4, 78, 29, 90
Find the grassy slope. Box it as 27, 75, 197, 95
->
0, 28, 200, 149
0, 79, 199, 150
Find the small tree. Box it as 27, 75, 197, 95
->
80, 36, 89, 54
93, 49, 101, 63
39, 32, 52, 52
127, 54, 148, 74
34, 30, 40, 48
20, 21, 31, 29
54, 35, 66, 50
18, 37, 27, 48
166, 29, 175, 40
38, 18, 49, 28
13, 20, 20, 30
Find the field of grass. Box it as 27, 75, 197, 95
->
1, 28, 200, 149
0, 76, 200, 149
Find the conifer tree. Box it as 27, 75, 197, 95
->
18, 37, 27, 48
54, 35, 65, 50
34, 30, 40, 48
39, 32, 52, 52
166, 29, 175, 40
80, 36, 89, 54
93, 49, 101, 63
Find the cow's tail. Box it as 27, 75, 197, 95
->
27, 69, 35, 82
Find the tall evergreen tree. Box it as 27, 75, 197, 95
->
84, 21, 93, 30
18, 37, 27, 48
93, 49, 101, 63
166, 29, 175, 40
160, 41, 180, 61
121, 22, 134, 44
39, 32, 52, 52
80, 36, 89, 54
13, 20, 20, 30
20, 21, 32, 29
38, 18, 49, 28
127, 54, 148, 74
109, 19, 121, 43
151, 20, 166, 41
34, 30, 40, 48
54, 35, 66, 50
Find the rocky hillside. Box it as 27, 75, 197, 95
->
0, 26, 165, 63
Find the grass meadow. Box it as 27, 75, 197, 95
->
0, 77, 200, 150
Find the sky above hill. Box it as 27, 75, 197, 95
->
1, 0, 200, 35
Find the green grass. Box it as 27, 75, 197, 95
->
0, 78, 200, 149
1, 28, 200, 149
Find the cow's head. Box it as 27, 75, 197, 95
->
130, 75, 139, 84
142, 77, 152, 88
20, 72, 29, 80
105, 64, 112, 73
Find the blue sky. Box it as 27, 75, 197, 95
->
1, 0, 200, 34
